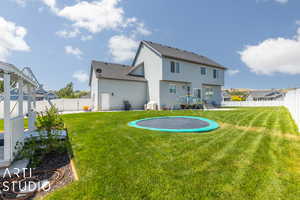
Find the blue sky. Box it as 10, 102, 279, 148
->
1, 0, 300, 90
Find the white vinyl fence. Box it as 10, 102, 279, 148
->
222, 100, 284, 107
0, 98, 93, 119
36, 98, 93, 112
284, 89, 300, 131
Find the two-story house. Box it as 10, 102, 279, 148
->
89, 41, 227, 111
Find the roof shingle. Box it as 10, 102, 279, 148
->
142, 41, 227, 69
91, 61, 146, 82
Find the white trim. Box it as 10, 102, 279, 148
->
142, 41, 162, 57
0, 61, 38, 87
18, 79, 23, 116
3, 73, 11, 162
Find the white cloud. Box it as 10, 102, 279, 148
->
65, 45, 83, 58
72, 70, 89, 82
296, 20, 300, 25
58, 0, 125, 33
41, 0, 59, 13
257, 0, 288, 4
56, 28, 81, 38
40, 0, 152, 41
81, 35, 93, 41
274, 0, 288, 4
0, 17, 30, 61
14, 0, 27, 7
227, 69, 240, 76
38, 7, 44, 13
108, 35, 139, 62
134, 22, 152, 36
239, 28, 300, 75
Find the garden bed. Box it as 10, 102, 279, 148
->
0, 151, 74, 200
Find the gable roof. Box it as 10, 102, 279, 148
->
134, 41, 227, 69
89, 61, 146, 85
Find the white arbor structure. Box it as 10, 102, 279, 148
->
0, 62, 38, 168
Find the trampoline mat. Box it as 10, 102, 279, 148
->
136, 117, 210, 130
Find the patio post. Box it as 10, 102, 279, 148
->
18, 78, 25, 146
27, 85, 34, 132
3, 72, 11, 162
32, 87, 36, 130
18, 79, 24, 117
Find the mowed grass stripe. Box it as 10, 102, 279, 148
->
171, 110, 262, 161
195, 131, 265, 200
274, 136, 300, 199
238, 134, 280, 200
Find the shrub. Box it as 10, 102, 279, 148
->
15, 106, 67, 167
180, 104, 187, 109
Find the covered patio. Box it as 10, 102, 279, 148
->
0, 61, 38, 168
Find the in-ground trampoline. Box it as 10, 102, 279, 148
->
128, 116, 219, 133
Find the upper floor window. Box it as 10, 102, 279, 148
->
201, 67, 206, 75
171, 61, 175, 73
213, 69, 219, 79
176, 62, 180, 73
170, 61, 180, 73
169, 84, 177, 94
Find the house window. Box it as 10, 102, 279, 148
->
170, 61, 180, 73
213, 69, 218, 79
204, 88, 214, 98
169, 84, 176, 94
193, 88, 201, 99
187, 86, 191, 96
201, 67, 206, 75
170, 61, 175, 73
176, 62, 180, 73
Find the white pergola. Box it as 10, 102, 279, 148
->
0, 62, 38, 168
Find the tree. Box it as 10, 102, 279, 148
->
55, 82, 89, 98
56, 82, 75, 98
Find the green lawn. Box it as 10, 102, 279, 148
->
46, 107, 300, 200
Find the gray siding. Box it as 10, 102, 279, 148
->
160, 57, 224, 106
162, 57, 224, 86
98, 78, 148, 110
202, 85, 222, 105
160, 81, 189, 109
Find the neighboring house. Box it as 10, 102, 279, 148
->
89, 41, 227, 111
247, 90, 285, 101
35, 88, 58, 101
4, 87, 58, 101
